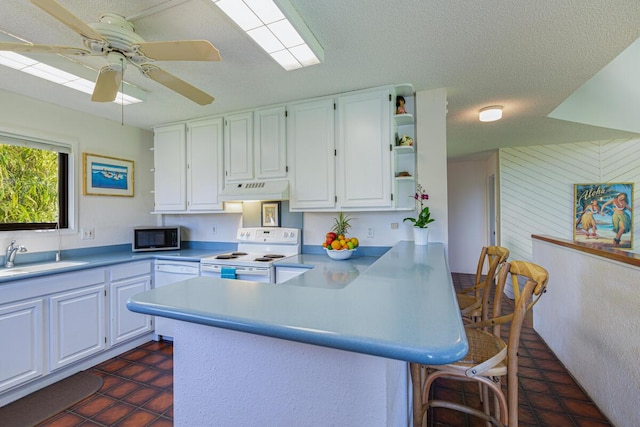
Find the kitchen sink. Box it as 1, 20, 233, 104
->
0, 260, 89, 278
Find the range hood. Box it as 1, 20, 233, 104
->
219, 180, 289, 201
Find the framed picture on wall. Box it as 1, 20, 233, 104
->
261, 202, 280, 227
83, 153, 134, 197
574, 182, 633, 248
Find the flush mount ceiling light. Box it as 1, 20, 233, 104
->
212, 0, 324, 71
479, 105, 503, 122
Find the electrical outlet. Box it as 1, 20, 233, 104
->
367, 227, 375, 238
212, 224, 217, 234
390, 222, 399, 229
81, 227, 95, 240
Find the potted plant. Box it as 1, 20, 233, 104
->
403, 184, 434, 245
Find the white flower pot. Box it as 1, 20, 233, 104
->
413, 227, 430, 245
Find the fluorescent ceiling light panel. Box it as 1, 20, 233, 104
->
244, 0, 284, 23
0, 51, 143, 105
270, 50, 302, 71
215, 0, 262, 30
247, 26, 285, 53
212, 0, 323, 70
268, 19, 304, 48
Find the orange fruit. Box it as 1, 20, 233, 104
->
331, 240, 342, 250
338, 235, 345, 241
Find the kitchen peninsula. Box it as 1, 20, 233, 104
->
127, 242, 467, 426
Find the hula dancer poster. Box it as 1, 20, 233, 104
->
574, 183, 633, 249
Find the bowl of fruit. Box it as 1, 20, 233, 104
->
323, 212, 359, 260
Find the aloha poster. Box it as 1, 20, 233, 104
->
574, 183, 633, 249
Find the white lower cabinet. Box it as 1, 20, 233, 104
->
109, 262, 153, 346
49, 284, 106, 371
0, 298, 44, 393
0, 261, 154, 400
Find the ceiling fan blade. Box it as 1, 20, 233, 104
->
91, 66, 122, 102
143, 66, 214, 105
137, 40, 221, 62
30, 0, 107, 42
0, 42, 90, 56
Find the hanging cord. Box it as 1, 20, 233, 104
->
121, 57, 124, 126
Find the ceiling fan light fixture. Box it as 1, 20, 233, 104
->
212, 0, 323, 70
479, 105, 503, 122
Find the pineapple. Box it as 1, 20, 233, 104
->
332, 212, 352, 237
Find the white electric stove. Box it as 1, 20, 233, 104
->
200, 227, 301, 283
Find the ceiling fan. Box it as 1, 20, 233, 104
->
0, 0, 221, 105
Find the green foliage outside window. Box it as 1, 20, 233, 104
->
0, 144, 59, 223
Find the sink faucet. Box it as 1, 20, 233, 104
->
5, 240, 27, 268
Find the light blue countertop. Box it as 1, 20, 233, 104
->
0, 248, 225, 284
127, 242, 468, 365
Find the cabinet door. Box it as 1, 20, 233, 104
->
287, 99, 336, 210
154, 123, 186, 211
0, 299, 44, 393
110, 275, 152, 346
255, 106, 287, 179
49, 285, 106, 371
224, 111, 254, 182
187, 117, 224, 211
337, 88, 392, 208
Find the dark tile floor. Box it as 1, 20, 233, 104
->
35, 273, 613, 427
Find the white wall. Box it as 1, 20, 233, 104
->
447, 159, 489, 273
415, 88, 448, 249
0, 89, 154, 254
500, 138, 640, 263
533, 239, 640, 427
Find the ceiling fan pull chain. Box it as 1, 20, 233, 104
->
121, 57, 124, 126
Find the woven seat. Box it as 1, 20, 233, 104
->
411, 260, 549, 427
456, 246, 509, 321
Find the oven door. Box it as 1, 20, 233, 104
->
200, 264, 274, 283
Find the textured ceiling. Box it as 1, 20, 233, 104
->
1, 0, 640, 159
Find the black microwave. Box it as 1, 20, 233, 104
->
133, 226, 181, 252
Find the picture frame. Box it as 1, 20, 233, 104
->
83, 153, 134, 197
574, 182, 633, 249
261, 202, 280, 227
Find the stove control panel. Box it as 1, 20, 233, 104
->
236, 227, 300, 244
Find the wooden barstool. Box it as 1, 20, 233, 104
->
411, 260, 549, 427
456, 246, 510, 322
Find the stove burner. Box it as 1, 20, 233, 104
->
263, 254, 285, 259
254, 257, 272, 262
231, 252, 248, 256
215, 254, 238, 259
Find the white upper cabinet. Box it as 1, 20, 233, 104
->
287, 98, 336, 210
187, 118, 224, 211
336, 88, 392, 209
254, 106, 287, 179
224, 111, 254, 182
153, 119, 224, 213
153, 123, 187, 212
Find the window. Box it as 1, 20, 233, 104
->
0, 133, 70, 231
